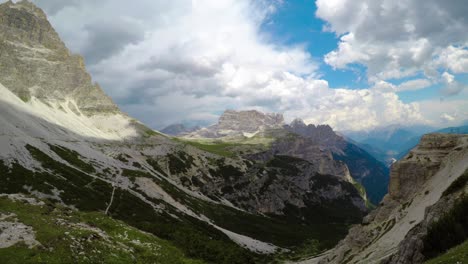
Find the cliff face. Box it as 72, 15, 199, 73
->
302, 133, 468, 264
0, 0, 118, 115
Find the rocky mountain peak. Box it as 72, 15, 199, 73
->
0, 0, 119, 116
286, 121, 338, 143
217, 109, 284, 133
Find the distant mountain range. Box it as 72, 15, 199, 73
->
342, 124, 468, 166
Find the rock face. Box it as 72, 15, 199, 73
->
0, 0, 118, 115
301, 133, 468, 264
186, 110, 284, 138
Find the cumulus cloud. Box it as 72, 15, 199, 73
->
2, 0, 465, 130
316, 0, 468, 81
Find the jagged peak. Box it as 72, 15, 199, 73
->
290, 118, 306, 128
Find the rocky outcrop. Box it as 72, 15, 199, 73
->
301, 133, 468, 264
0, 0, 119, 115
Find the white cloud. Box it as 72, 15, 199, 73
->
440, 72, 466, 96
437, 45, 468, 74
372, 79, 432, 93
316, 0, 468, 81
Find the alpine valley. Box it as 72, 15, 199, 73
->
0, 1, 467, 264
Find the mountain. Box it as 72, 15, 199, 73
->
185, 109, 284, 138
161, 123, 201, 136
0, 2, 372, 263
284, 120, 389, 205
300, 133, 468, 264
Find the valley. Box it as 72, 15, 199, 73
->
0, 1, 467, 264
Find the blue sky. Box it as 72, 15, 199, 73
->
21, 0, 468, 131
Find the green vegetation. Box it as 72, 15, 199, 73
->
1, 145, 264, 263
352, 181, 375, 209
183, 140, 237, 157
442, 169, 468, 196
423, 195, 468, 260
167, 152, 195, 174
174, 135, 273, 158
18, 90, 31, 102
48, 144, 96, 173
280, 239, 321, 261
129, 168, 351, 253
0, 196, 204, 264
0, 142, 363, 263
425, 239, 468, 264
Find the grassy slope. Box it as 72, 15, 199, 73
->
0, 196, 204, 264
425, 240, 468, 264
174, 135, 274, 158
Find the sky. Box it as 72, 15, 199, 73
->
7, 0, 468, 131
